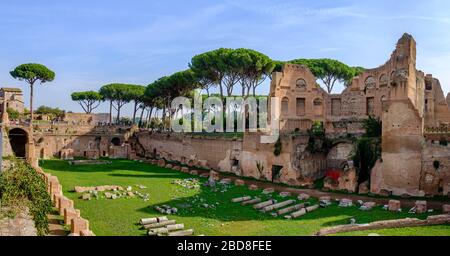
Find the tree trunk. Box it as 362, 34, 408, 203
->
139, 106, 145, 127
132, 101, 138, 124
29, 83, 34, 127
116, 104, 121, 124
109, 100, 113, 124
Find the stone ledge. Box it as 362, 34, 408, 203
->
315, 214, 450, 236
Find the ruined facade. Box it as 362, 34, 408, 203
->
2, 34, 450, 198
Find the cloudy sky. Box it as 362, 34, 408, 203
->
1, 0, 450, 116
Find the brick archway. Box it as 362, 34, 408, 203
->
8, 128, 28, 158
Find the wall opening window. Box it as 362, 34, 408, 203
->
296, 98, 305, 116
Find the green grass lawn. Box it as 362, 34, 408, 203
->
40, 159, 450, 236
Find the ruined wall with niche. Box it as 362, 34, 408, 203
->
136, 132, 240, 171
420, 141, 450, 196
371, 100, 424, 196
29, 124, 132, 159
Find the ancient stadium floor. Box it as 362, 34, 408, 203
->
41, 159, 450, 236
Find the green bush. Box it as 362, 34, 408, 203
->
0, 159, 53, 235
273, 138, 282, 156
6, 108, 20, 120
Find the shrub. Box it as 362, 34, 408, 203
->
273, 138, 282, 156
0, 159, 53, 235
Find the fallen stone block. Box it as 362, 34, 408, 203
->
181, 167, 190, 173
81, 193, 91, 201
415, 201, 427, 214
298, 193, 310, 201
290, 208, 307, 219
319, 196, 331, 202
306, 205, 319, 212
165, 164, 173, 169
248, 184, 259, 191
360, 202, 376, 211
231, 196, 252, 203
234, 179, 245, 186
443, 204, 450, 214
241, 198, 261, 206
388, 200, 401, 212
220, 178, 231, 184
148, 227, 169, 236
200, 173, 209, 178
190, 170, 199, 175
158, 159, 166, 167
279, 191, 291, 197
254, 199, 277, 210
173, 166, 181, 171
167, 229, 194, 236
167, 224, 184, 232
209, 171, 220, 181
338, 199, 353, 207
143, 220, 177, 229
262, 188, 275, 194
262, 200, 295, 212
276, 204, 305, 216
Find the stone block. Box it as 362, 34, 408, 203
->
190, 170, 199, 175
64, 207, 80, 225
173, 166, 181, 171
443, 204, 450, 214
80, 230, 95, 236
298, 193, 310, 200
181, 167, 190, 173
59, 197, 74, 215
81, 193, 91, 201
388, 200, 401, 212
209, 171, 220, 181
234, 179, 245, 186
53, 194, 63, 209
248, 184, 259, 191
220, 178, 231, 184
262, 188, 274, 194
279, 191, 291, 197
415, 201, 427, 214
165, 164, 173, 169
71, 217, 89, 235
158, 159, 166, 167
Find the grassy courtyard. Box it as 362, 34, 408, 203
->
41, 159, 450, 236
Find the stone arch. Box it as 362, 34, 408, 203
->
111, 137, 121, 146
281, 97, 289, 114
364, 76, 376, 89
296, 78, 307, 91
8, 128, 28, 158
379, 74, 388, 86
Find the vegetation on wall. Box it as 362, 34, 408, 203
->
6, 107, 20, 120
0, 159, 53, 236
306, 121, 332, 154
273, 138, 282, 156
352, 117, 382, 184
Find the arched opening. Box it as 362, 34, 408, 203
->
8, 128, 28, 158
111, 137, 121, 146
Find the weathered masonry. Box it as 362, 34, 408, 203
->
2, 34, 450, 198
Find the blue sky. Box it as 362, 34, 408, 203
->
1, 0, 450, 116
